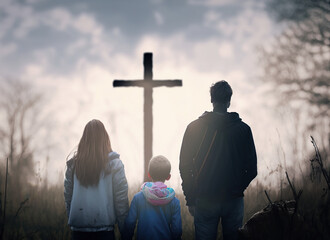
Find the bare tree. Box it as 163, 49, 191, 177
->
0, 78, 67, 240
266, 0, 330, 23
261, 0, 330, 153
0, 79, 43, 188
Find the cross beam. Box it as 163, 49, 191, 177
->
113, 80, 182, 88
113, 52, 182, 181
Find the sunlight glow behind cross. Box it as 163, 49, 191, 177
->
113, 52, 182, 181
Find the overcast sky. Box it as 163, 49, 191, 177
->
0, 0, 311, 189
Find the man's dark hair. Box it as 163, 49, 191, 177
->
210, 80, 233, 104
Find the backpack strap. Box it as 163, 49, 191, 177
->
192, 124, 218, 186
196, 130, 218, 180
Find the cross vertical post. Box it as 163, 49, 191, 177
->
113, 52, 182, 182
143, 53, 153, 182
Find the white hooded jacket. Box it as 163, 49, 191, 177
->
64, 151, 129, 232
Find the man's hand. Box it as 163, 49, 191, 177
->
188, 206, 195, 217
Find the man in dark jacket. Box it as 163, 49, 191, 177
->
179, 80, 257, 240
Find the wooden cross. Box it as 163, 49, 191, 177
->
113, 52, 182, 181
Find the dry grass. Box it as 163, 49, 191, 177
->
0, 157, 329, 239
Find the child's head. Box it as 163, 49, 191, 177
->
148, 155, 171, 182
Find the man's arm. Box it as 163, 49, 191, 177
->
179, 125, 197, 207
241, 126, 257, 190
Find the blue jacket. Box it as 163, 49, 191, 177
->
124, 191, 182, 240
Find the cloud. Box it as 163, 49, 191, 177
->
0, 0, 36, 39
46, 8, 114, 61
1, 3, 106, 48
149, 0, 163, 4
66, 39, 88, 55
25, 64, 44, 77
0, 13, 15, 40
112, 27, 121, 37
0, 0, 297, 187
154, 11, 164, 25
204, 10, 221, 25
0, 42, 17, 56
26, 0, 44, 3
0, 2, 119, 75
188, 0, 241, 6
43, 7, 72, 31
43, 7, 103, 38
73, 13, 103, 36
218, 41, 233, 58
136, 34, 232, 73
14, 17, 39, 38
215, 7, 274, 43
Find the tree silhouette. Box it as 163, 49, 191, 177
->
0, 79, 43, 190
261, 0, 329, 150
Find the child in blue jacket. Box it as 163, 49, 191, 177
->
124, 155, 182, 240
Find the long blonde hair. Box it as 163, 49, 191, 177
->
75, 119, 112, 187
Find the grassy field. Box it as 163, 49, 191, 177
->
0, 156, 329, 239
